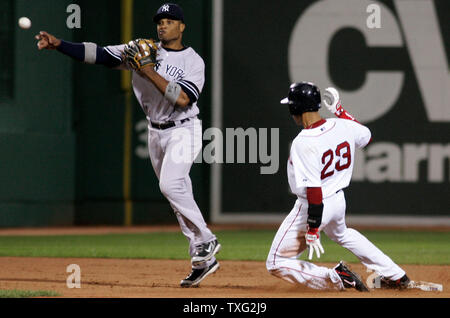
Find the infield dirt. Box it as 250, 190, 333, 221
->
0, 257, 448, 298
0, 226, 448, 298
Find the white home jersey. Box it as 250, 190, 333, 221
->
104, 42, 205, 123
288, 118, 371, 199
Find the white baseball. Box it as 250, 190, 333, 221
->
18, 17, 32, 29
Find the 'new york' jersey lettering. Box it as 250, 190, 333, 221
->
165, 64, 185, 80
104, 43, 205, 123
288, 118, 371, 199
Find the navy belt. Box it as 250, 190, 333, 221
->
151, 117, 191, 130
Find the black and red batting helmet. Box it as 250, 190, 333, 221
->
280, 82, 321, 115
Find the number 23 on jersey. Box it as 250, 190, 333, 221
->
321, 141, 351, 180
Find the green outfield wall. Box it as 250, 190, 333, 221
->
0, 0, 75, 227
0, 0, 211, 227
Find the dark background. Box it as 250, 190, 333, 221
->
221, 0, 450, 216
0, 0, 448, 227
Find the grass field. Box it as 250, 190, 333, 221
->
0, 290, 60, 298
0, 229, 448, 265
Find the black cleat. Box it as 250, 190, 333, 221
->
373, 274, 410, 289
334, 261, 369, 292
180, 260, 220, 288
191, 239, 221, 266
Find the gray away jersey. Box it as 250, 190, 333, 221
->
104, 42, 205, 123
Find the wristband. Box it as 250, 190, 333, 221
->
83, 42, 97, 64
165, 81, 181, 105
307, 203, 323, 228
335, 103, 359, 123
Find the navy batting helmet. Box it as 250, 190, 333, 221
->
280, 82, 321, 115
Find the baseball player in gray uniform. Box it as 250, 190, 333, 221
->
36, 3, 221, 288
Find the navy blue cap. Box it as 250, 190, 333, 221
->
153, 3, 184, 23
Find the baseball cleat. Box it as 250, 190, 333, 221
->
191, 239, 221, 266
372, 274, 410, 289
180, 260, 220, 288
334, 261, 369, 292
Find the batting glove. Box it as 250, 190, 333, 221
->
323, 87, 344, 116
305, 227, 325, 260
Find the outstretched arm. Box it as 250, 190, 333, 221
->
35, 31, 122, 68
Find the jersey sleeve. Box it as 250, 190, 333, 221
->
290, 139, 322, 190
343, 119, 372, 149
104, 44, 131, 70
176, 54, 205, 105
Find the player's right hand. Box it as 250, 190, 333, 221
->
35, 31, 61, 50
305, 227, 325, 260
323, 87, 341, 114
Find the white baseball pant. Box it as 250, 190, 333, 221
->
148, 117, 217, 269
266, 190, 405, 290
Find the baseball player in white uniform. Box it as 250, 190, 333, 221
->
266, 82, 410, 291
35, 3, 220, 287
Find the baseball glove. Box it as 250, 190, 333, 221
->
123, 38, 158, 71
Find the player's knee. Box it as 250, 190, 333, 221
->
266, 261, 282, 279
159, 178, 183, 198
266, 252, 281, 273
267, 268, 280, 278
266, 262, 277, 276
266, 258, 273, 272
159, 179, 174, 198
